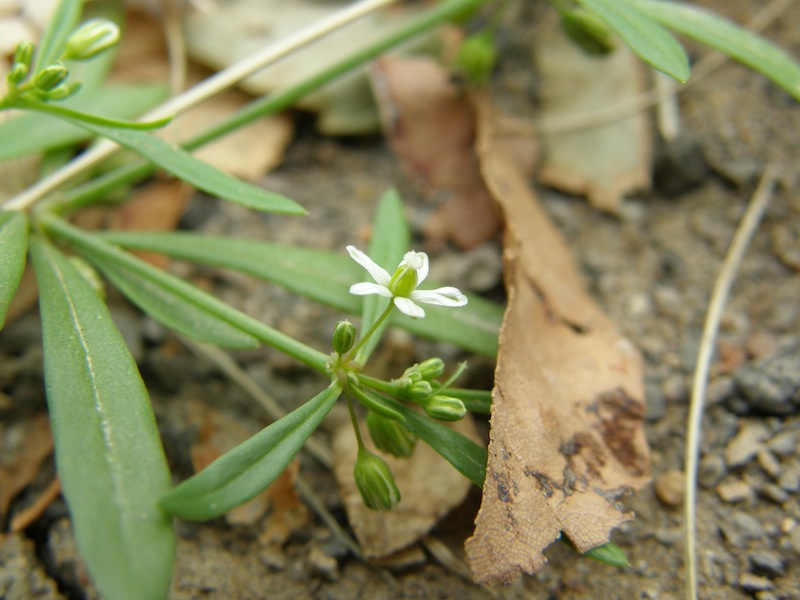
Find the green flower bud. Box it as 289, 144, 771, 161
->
366, 411, 417, 458
331, 320, 356, 354
13, 41, 35, 69
561, 9, 617, 56
7, 63, 28, 86
417, 358, 445, 381
33, 64, 68, 92
402, 380, 432, 402
452, 30, 497, 85
42, 81, 81, 101
353, 449, 401, 511
64, 19, 120, 61
423, 395, 466, 421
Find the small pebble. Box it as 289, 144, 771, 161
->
706, 376, 735, 406
761, 483, 789, 504
734, 348, 800, 415
724, 421, 771, 468
738, 573, 775, 593
767, 430, 799, 457
789, 526, 800, 555
644, 381, 666, 422
662, 374, 688, 403
308, 545, 339, 581
748, 550, 785, 577
756, 449, 782, 479
698, 453, 727, 489
654, 470, 684, 507
716, 480, 752, 503
777, 462, 800, 493
720, 513, 764, 548
259, 546, 286, 571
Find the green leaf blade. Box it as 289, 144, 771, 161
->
0, 211, 29, 328
89, 254, 260, 350
636, 0, 800, 101
100, 230, 503, 356
388, 398, 487, 487
33, 0, 82, 71
356, 189, 410, 363
29, 110, 306, 215
29, 235, 175, 600
161, 385, 341, 521
576, 0, 690, 82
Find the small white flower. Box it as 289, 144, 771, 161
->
347, 245, 468, 318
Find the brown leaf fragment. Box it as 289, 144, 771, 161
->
0, 414, 54, 520
371, 56, 502, 250
332, 414, 479, 559
464, 93, 650, 584
534, 27, 651, 212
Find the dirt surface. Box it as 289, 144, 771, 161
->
2, 1, 799, 598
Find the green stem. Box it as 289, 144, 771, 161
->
39, 211, 330, 373
346, 302, 394, 361
346, 395, 366, 451
41, 0, 488, 214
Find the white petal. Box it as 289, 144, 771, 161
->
350, 282, 393, 297
346, 245, 391, 286
393, 296, 426, 318
417, 252, 429, 284
411, 287, 468, 307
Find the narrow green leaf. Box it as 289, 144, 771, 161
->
44, 215, 328, 371
35, 113, 306, 215
636, 0, 800, 101
29, 235, 175, 600
99, 231, 503, 356
33, 0, 82, 72
583, 541, 630, 567
18, 100, 172, 130
89, 254, 260, 350
445, 387, 492, 414
386, 397, 487, 487
356, 189, 410, 364
576, 0, 690, 82
161, 384, 341, 521
0, 211, 29, 328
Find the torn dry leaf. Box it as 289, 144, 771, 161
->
332, 414, 479, 559
464, 93, 650, 583
371, 56, 502, 250
0, 413, 54, 519
534, 26, 651, 212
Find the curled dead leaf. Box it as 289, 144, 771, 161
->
464, 93, 650, 583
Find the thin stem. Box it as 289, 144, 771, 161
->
347, 303, 394, 360
346, 395, 366, 451
683, 165, 777, 600
3, 0, 401, 212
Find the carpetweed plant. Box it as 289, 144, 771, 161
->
1, 0, 798, 598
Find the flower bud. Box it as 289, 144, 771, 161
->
64, 19, 120, 61
417, 357, 445, 381
331, 320, 356, 354
353, 449, 401, 511
33, 64, 68, 91
423, 395, 466, 421
452, 30, 497, 85
403, 380, 432, 402
7, 63, 28, 86
388, 265, 418, 297
561, 9, 617, 55
13, 41, 35, 70
366, 411, 417, 458
42, 81, 81, 100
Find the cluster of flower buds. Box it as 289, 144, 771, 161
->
391, 358, 466, 421
5, 19, 119, 102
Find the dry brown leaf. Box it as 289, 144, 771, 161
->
332, 414, 479, 559
0, 414, 54, 519
534, 27, 651, 212
464, 93, 650, 583
371, 56, 502, 250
